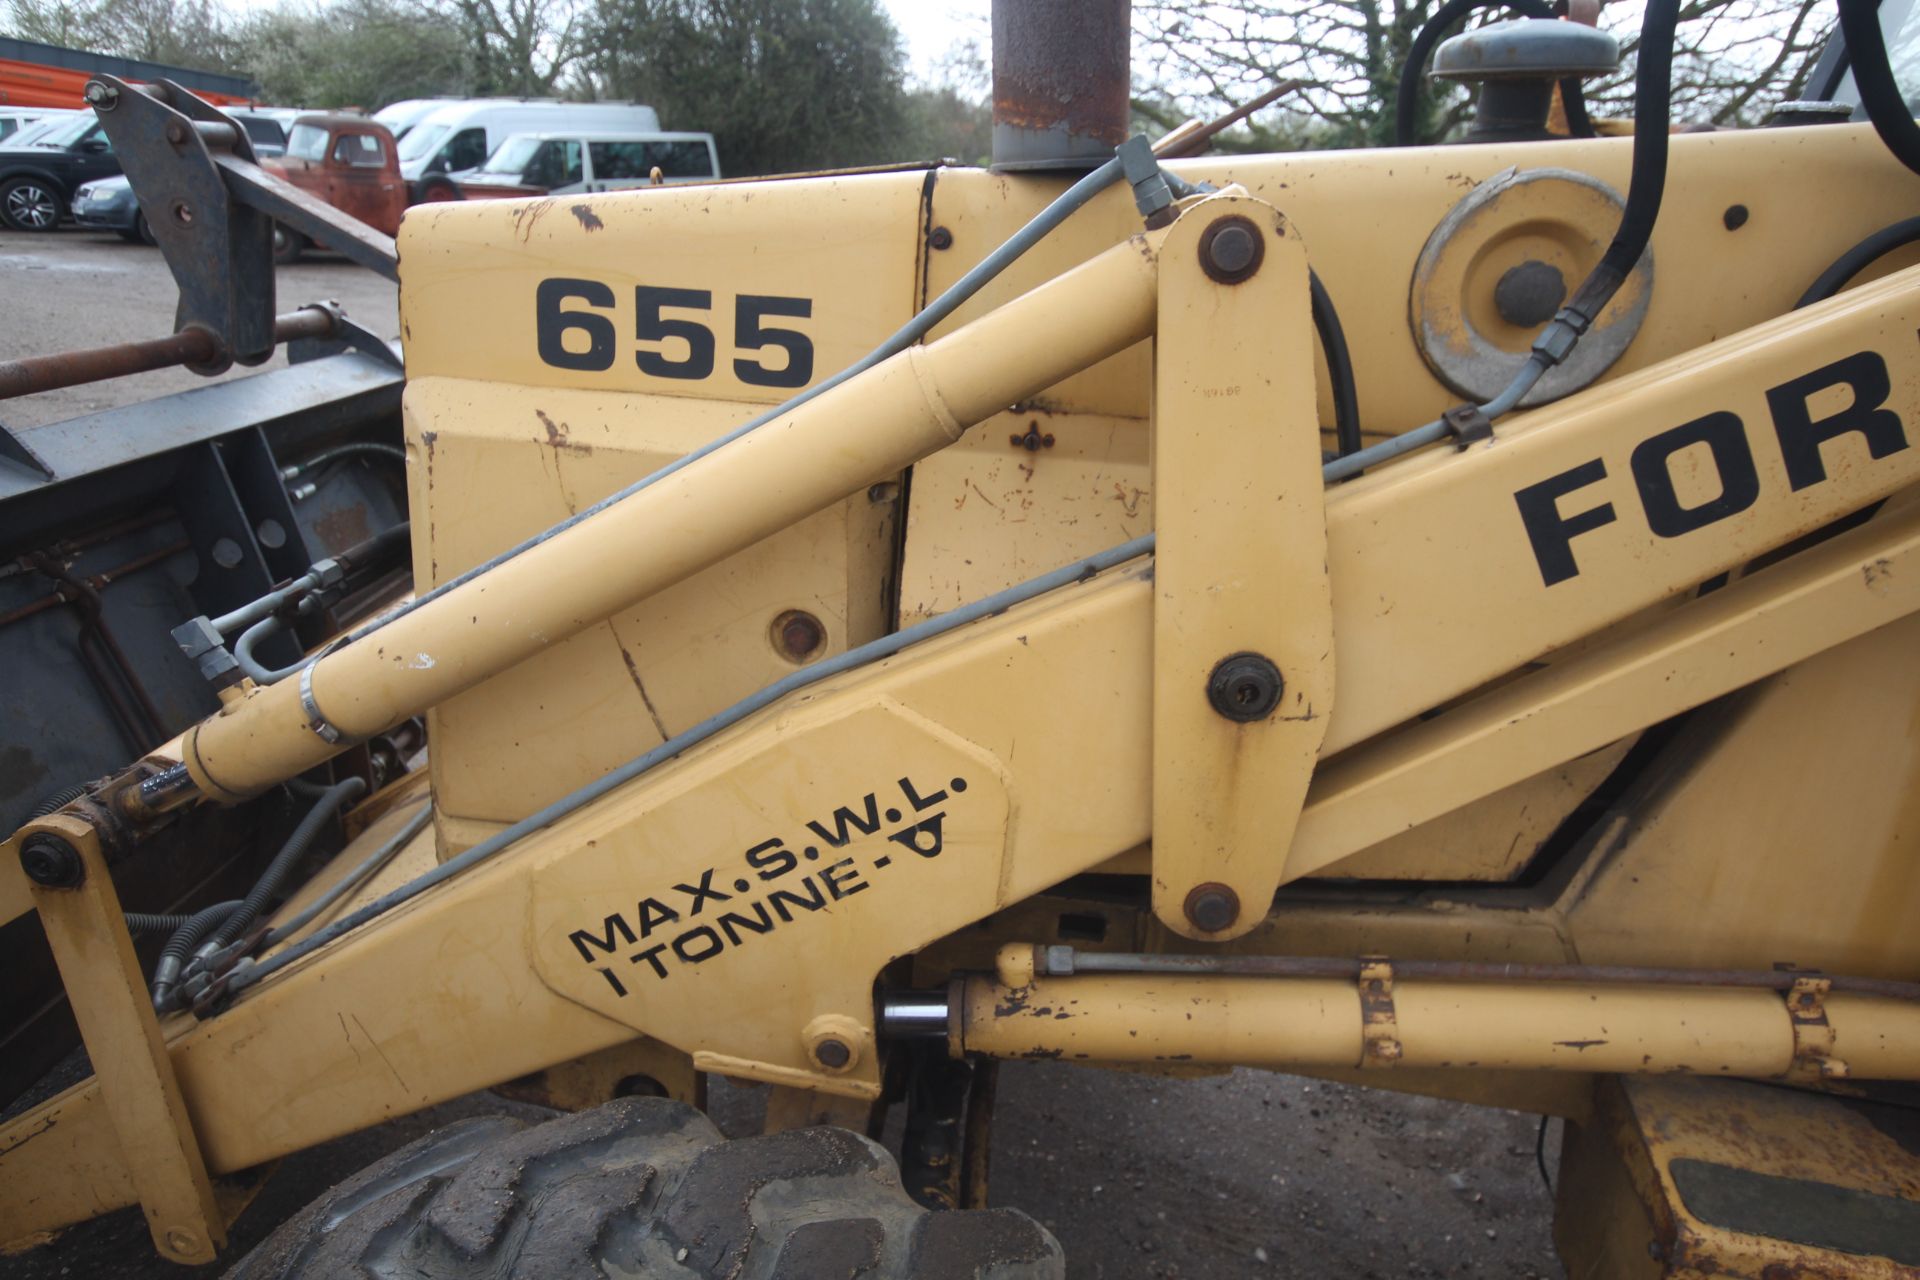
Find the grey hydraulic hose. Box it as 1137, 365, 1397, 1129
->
227, 534, 1157, 995
262, 799, 432, 946
149, 900, 241, 1010
257, 153, 1136, 684
209, 776, 367, 950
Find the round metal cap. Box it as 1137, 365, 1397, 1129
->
1432, 18, 1620, 83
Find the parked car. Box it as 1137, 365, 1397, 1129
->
0, 107, 68, 141
1, 108, 287, 234
453, 130, 721, 199
371, 97, 464, 142
70, 173, 154, 242
0, 112, 118, 231
262, 113, 404, 263
0, 113, 76, 149
397, 99, 660, 201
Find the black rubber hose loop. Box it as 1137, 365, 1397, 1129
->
209, 776, 367, 949
1796, 215, 1920, 308
1563, 0, 1677, 323
1394, 0, 1597, 146
1837, 0, 1920, 177
1308, 270, 1364, 457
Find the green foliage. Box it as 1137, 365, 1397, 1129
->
582, 0, 911, 175
900, 83, 991, 166
235, 0, 474, 109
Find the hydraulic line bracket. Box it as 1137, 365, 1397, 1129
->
9, 813, 223, 1263
1150, 195, 1332, 941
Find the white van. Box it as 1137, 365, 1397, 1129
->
398, 101, 662, 200
456, 131, 720, 196
372, 98, 464, 142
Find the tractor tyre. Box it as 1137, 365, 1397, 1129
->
226, 1096, 1064, 1279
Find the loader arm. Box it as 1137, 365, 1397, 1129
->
6, 149, 1920, 1246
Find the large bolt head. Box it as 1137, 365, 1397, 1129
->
20, 834, 84, 888
1199, 215, 1265, 285
1184, 883, 1241, 933
1206, 652, 1284, 722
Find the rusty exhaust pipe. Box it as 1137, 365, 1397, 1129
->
992, 0, 1132, 171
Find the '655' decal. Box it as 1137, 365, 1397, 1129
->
535, 278, 814, 388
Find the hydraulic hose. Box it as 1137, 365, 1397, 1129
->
1331, 0, 1676, 483
1308, 270, 1364, 457
1394, 0, 1596, 146
149, 899, 240, 1010
262, 799, 431, 946
127, 910, 202, 935
279, 441, 407, 480
208, 776, 367, 950
1836, 0, 1920, 176
258, 154, 1137, 686
234, 614, 298, 685
1796, 215, 1920, 307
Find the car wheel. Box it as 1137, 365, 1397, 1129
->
272, 222, 306, 265
135, 210, 156, 246
418, 179, 460, 203
1, 178, 65, 232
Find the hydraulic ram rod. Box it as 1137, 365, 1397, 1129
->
951, 973, 1920, 1078
180, 225, 1166, 802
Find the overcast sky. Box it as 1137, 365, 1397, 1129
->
881, 0, 991, 84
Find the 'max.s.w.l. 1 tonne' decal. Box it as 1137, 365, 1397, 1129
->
1515, 350, 1910, 586
566, 774, 968, 993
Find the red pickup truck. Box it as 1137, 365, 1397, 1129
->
263, 114, 404, 263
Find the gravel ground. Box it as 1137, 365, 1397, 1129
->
0, 226, 1565, 1279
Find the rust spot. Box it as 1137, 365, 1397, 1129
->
571, 204, 604, 231
1555, 1039, 1609, 1051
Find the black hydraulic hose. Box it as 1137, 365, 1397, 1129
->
279, 441, 407, 480
1308, 270, 1364, 457
1394, 0, 1596, 146
127, 910, 200, 935
1560, 0, 1676, 323
209, 776, 366, 949
1327, 0, 1677, 482
27, 783, 88, 819
1796, 216, 1920, 307
149, 899, 241, 1009
1837, 0, 1920, 176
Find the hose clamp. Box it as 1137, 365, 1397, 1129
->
299, 664, 345, 744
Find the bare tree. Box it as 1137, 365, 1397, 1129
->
1133, 0, 1834, 150
451, 0, 586, 95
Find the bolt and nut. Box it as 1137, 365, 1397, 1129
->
1206, 652, 1284, 723
1184, 882, 1241, 933
771, 609, 826, 663
20, 834, 84, 888
1198, 215, 1265, 285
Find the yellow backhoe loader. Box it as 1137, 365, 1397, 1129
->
4, 0, 1920, 1274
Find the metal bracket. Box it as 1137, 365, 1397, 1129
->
1149, 193, 1335, 940
85, 76, 400, 378
16, 815, 223, 1264
1784, 974, 1848, 1081
1358, 956, 1404, 1066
